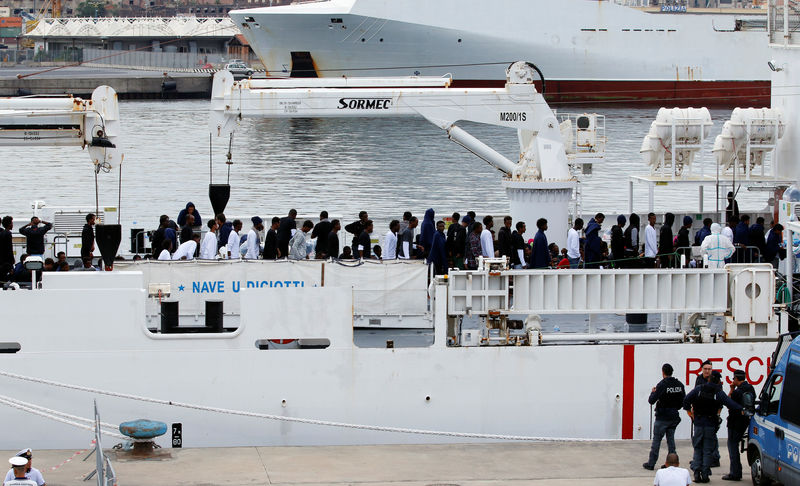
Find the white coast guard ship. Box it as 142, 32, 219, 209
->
0, 14, 796, 449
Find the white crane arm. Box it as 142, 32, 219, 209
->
209, 62, 572, 181
0, 86, 122, 168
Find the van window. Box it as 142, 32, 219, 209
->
779, 362, 800, 426
763, 373, 783, 415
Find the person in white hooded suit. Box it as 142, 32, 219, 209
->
700, 223, 735, 268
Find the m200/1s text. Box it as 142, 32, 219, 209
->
500, 112, 527, 122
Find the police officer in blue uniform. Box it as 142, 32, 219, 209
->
723, 369, 756, 481
684, 371, 743, 483
644, 363, 686, 470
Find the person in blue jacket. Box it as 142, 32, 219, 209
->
177, 202, 202, 228
733, 214, 750, 262
530, 218, 550, 269
420, 208, 436, 259
427, 220, 447, 275
584, 213, 604, 268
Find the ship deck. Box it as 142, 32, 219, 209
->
14, 439, 735, 485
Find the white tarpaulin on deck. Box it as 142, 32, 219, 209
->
115, 260, 428, 317
325, 260, 428, 316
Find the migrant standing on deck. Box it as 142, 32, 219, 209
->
18, 217, 51, 256
80, 213, 95, 260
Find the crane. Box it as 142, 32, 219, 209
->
209, 62, 578, 245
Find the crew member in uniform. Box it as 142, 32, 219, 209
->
684, 372, 743, 483
3, 449, 44, 486
643, 363, 686, 470
5, 456, 36, 486
723, 369, 756, 481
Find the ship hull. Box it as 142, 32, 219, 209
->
0, 271, 776, 449
231, 0, 771, 105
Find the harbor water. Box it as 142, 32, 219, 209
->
0, 101, 770, 231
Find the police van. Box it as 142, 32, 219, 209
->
747, 331, 800, 485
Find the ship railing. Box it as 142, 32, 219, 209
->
769, 0, 800, 46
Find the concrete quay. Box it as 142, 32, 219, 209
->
2, 439, 740, 485
0, 66, 214, 99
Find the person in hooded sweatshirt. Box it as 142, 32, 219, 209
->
610, 214, 626, 267
700, 223, 735, 269
530, 218, 550, 269
623, 213, 640, 263
749, 216, 767, 262
427, 220, 448, 275
659, 212, 675, 268
734, 214, 751, 263
419, 208, 436, 260
763, 223, 783, 266
584, 213, 604, 268
216, 214, 232, 251
694, 218, 713, 247
177, 202, 202, 228
676, 216, 692, 268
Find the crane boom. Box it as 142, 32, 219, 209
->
208, 62, 577, 246
209, 62, 571, 181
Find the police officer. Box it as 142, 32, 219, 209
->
723, 369, 755, 481
644, 363, 686, 470
684, 371, 743, 483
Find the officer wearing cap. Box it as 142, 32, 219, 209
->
684, 371, 743, 483
643, 363, 686, 470
3, 449, 44, 486
723, 369, 756, 481
4, 456, 36, 486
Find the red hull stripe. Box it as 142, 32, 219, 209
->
622, 344, 635, 440
450, 79, 771, 107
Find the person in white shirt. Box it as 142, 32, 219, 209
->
566, 218, 583, 268
172, 234, 199, 260
225, 219, 242, 259
653, 453, 691, 486
289, 220, 314, 260
480, 215, 495, 258
199, 219, 218, 260
4, 448, 45, 486
383, 220, 399, 260
157, 240, 172, 261
644, 212, 658, 267
245, 216, 264, 260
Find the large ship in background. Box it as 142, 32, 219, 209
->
230, 0, 771, 105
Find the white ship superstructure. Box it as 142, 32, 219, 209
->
230, 0, 771, 104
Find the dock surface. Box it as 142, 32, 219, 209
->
2, 439, 738, 485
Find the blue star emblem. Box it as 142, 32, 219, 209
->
178, 285, 185, 292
